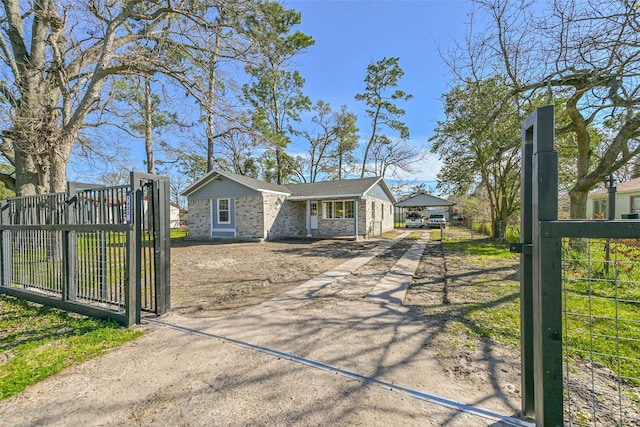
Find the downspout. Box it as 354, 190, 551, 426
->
353, 197, 359, 240
306, 199, 312, 237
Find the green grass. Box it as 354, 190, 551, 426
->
443, 234, 515, 258
0, 295, 142, 400
171, 229, 188, 240
439, 233, 640, 386
436, 233, 521, 348
561, 239, 640, 385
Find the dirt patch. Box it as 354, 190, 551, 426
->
171, 238, 382, 317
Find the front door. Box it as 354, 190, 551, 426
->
310, 201, 318, 229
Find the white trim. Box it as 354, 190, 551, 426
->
288, 193, 364, 201
306, 200, 312, 237
256, 188, 291, 196
217, 198, 231, 224
353, 197, 359, 239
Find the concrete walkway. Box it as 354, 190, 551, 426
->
240, 231, 409, 316
366, 234, 429, 304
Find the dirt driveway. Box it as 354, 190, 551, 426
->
0, 231, 526, 426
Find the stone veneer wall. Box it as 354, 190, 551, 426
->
187, 199, 211, 239
317, 216, 356, 236
316, 197, 393, 239
235, 195, 265, 239
360, 195, 395, 237
267, 195, 306, 239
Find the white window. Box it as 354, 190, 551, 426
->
323, 200, 354, 219
372, 201, 376, 219
218, 198, 230, 223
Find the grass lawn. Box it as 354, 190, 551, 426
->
0, 295, 142, 400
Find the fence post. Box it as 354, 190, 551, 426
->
522, 105, 563, 426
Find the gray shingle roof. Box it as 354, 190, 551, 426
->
285, 177, 382, 199
182, 169, 395, 202
181, 169, 290, 196
590, 177, 640, 196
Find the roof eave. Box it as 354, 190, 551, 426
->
287, 193, 364, 201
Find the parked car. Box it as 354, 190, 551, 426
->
427, 213, 446, 228
405, 211, 425, 228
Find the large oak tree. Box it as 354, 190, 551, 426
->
449, 0, 640, 218
0, 0, 209, 194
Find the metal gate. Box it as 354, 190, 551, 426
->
0, 172, 170, 326
513, 106, 640, 426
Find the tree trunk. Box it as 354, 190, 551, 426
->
49, 137, 74, 193
14, 151, 48, 196
275, 146, 283, 185
569, 187, 589, 219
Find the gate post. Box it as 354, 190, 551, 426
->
519, 117, 535, 419
521, 105, 564, 426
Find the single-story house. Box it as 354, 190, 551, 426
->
587, 177, 640, 219
181, 170, 396, 240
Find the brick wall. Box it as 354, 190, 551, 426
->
361, 195, 395, 238
268, 196, 306, 239
235, 196, 265, 239
187, 199, 210, 239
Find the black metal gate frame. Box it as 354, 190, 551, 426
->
0, 172, 170, 326
514, 106, 640, 426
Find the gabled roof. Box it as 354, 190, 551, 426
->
286, 176, 395, 202
395, 191, 455, 207
181, 170, 397, 203
590, 177, 640, 196
181, 169, 291, 197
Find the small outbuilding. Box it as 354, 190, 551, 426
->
395, 191, 456, 221
181, 169, 396, 240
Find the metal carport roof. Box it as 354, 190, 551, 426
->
395, 192, 455, 208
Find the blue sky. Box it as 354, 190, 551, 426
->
69, 1, 473, 194
287, 0, 473, 188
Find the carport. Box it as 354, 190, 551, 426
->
394, 191, 456, 226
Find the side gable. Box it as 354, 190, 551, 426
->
185, 174, 262, 201
364, 179, 396, 204
181, 169, 291, 200
396, 192, 455, 207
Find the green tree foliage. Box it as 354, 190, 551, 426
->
355, 57, 412, 178
243, 2, 314, 185
454, 0, 640, 218
430, 76, 522, 239
172, 1, 258, 174
293, 101, 359, 182
109, 77, 180, 174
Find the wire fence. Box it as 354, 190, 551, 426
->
562, 237, 640, 426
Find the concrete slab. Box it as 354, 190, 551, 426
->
365, 234, 429, 304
